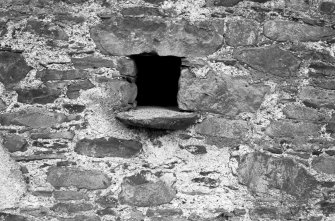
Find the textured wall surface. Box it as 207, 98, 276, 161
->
0, 0, 335, 220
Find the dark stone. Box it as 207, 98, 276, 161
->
264, 20, 335, 42
299, 86, 335, 109
47, 166, 111, 190
74, 137, 142, 158
59, 215, 101, 221
90, 17, 223, 57
238, 152, 318, 200
67, 80, 95, 99
142, 0, 166, 4
24, 20, 68, 40
72, 56, 115, 69
312, 156, 335, 175
282, 103, 326, 122
2, 134, 27, 152
32, 191, 53, 197
0, 108, 67, 128
51, 202, 94, 214
63, 104, 86, 113
0, 21, 7, 37
16, 86, 61, 104
178, 70, 269, 116
234, 46, 301, 78
206, 0, 242, 7
0, 99, 6, 111
265, 120, 320, 138
53, 191, 88, 201
191, 177, 219, 188
54, 0, 90, 4
118, 175, 176, 207
116, 107, 199, 130
319, 1, 335, 14
225, 19, 259, 46
179, 144, 207, 155
319, 201, 335, 216
30, 130, 75, 140
0, 213, 27, 221
250, 207, 278, 220
38, 69, 88, 81
96, 208, 116, 216
146, 209, 183, 217
121, 6, 163, 17
95, 194, 118, 208
54, 13, 85, 25
0, 52, 32, 87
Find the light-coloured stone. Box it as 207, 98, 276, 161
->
0, 144, 26, 210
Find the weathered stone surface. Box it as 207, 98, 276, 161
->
116, 107, 199, 130
195, 116, 249, 141
47, 167, 110, 190
60, 215, 101, 221
309, 62, 335, 90
146, 209, 183, 217
282, 103, 327, 122
238, 152, 318, 200
178, 70, 269, 116
226, 19, 259, 46
0, 213, 27, 221
286, 0, 310, 11
63, 104, 86, 113
206, 0, 242, 7
74, 137, 142, 158
30, 130, 75, 140
24, 20, 68, 40
0, 99, 6, 111
265, 120, 320, 138
264, 20, 335, 42
299, 86, 335, 109
51, 202, 94, 214
90, 17, 223, 57
72, 56, 114, 69
119, 174, 176, 207
0, 21, 7, 37
0, 108, 67, 128
16, 86, 62, 104
2, 134, 27, 152
121, 6, 163, 17
0, 52, 32, 87
0, 145, 26, 209
95, 194, 118, 208
179, 144, 207, 155
67, 80, 95, 99
39, 69, 88, 81
319, 1, 335, 14
234, 46, 301, 78
116, 57, 136, 77
312, 156, 335, 174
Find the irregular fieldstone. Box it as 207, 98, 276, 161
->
30, 130, 75, 140
51, 202, 94, 214
121, 6, 163, 17
309, 62, 335, 90
38, 69, 88, 81
282, 103, 327, 122
143, 0, 166, 4
16, 86, 62, 104
24, 20, 68, 40
67, 80, 95, 99
146, 209, 183, 217
179, 144, 207, 155
60, 215, 101, 221
95, 194, 118, 208
265, 120, 320, 138
225, 19, 259, 46
96, 208, 116, 216
116, 107, 199, 130
196, 116, 249, 140
0, 213, 27, 221
72, 56, 115, 69
2, 134, 27, 152
63, 104, 86, 113
0, 99, 6, 111
90, 17, 223, 57
116, 57, 136, 77
264, 20, 335, 42
234, 46, 301, 78
286, 0, 310, 11
0, 108, 67, 128
0, 52, 32, 87
74, 137, 142, 158
319, 1, 335, 14
206, 0, 242, 7
54, 13, 85, 25
178, 70, 269, 116
299, 86, 335, 109
238, 152, 318, 200
119, 175, 176, 207
312, 156, 335, 174
47, 167, 110, 190
0, 21, 7, 37
0, 144, 26, 209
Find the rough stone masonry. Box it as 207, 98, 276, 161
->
0, 0, 335, 220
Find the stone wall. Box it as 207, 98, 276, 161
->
0, 0, 335, 220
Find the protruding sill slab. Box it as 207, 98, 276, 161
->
116, 107, 199, 130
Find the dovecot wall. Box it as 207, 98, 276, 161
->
0, 0, 335, 220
